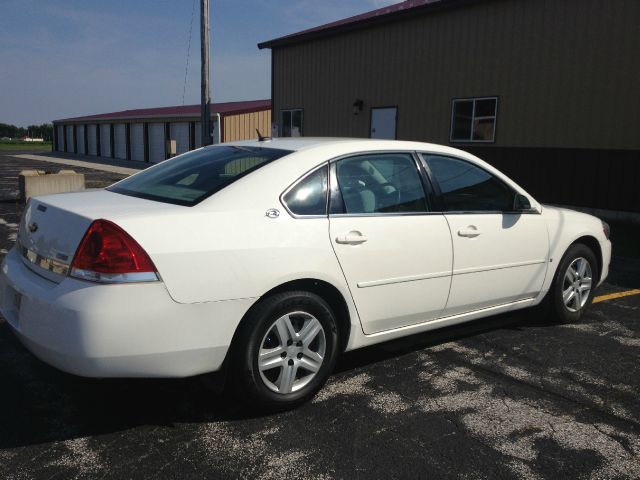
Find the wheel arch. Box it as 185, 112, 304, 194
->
228, 278, 353, 362
570, 235, 603, 283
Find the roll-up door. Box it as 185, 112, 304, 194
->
87, 125, 97, 155
77, 125, 85, 154
57, 125, 64, 151
99, 124, 111, 157
170, 122, 189, 155
148, 123, 165, 163
66, 126, 74, 152
114, 124, 126, 159
130, 123, 145, 162
195, 122, 202, 148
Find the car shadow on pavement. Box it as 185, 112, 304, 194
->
0, 309, 544, 450
334, 308, 549, 374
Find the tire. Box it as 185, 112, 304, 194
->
545, 243, 599, 324
229, 291, 339, 410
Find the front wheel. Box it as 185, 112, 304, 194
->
547, 243, 598, 323
230, 291, 339, 410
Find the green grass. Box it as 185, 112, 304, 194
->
0, 141, 52, 152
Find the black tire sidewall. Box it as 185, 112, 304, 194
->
234, 291, 339, 408
552, 244, 598, 323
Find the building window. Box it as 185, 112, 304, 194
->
450, 97, 497, 143
282, 109, 303, 137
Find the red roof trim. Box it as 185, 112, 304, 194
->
258, 0, 487, 49
54, 99, 271, 123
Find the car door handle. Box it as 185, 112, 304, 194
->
458, 226, 482, 238
335, 231, 368, 245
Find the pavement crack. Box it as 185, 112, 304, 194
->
592, 423, 635, 456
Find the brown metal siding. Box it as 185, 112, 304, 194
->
223, 110, 272, 142
272, 0, 640, 150
468, 147, 640, 212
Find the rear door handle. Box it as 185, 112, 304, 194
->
335, 231, 368, 245
458, 226, 482, 238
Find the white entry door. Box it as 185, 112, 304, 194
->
370, 107, 397, 139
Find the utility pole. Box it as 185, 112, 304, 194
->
200, 0, 212, 146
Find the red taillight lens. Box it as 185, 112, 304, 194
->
70, 219, 158, 283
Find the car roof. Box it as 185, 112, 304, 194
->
220, 137, 467, 155
196, 137, 540, 211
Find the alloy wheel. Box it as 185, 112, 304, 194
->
258, 311, 326, 394
562, 257, 593, 313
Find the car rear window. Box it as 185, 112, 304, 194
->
108, 146, 292, 206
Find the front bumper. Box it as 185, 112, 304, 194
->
0, 247, 254, 378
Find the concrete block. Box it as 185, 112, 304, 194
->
19, 170, 85, 203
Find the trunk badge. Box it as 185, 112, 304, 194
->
265, 208, 280, 219
28, 222, 38, 233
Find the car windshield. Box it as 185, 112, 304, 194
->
108, 146, 292, 206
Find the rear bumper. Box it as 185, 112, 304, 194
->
0, 247, 255, 378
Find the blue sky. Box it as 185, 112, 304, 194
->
0, 0, 397, 126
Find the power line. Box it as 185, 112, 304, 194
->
182, 0, 196, 105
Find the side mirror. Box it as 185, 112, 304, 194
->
513, 193, 535, 212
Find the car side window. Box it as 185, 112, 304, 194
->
425, 155, 514, 212
333, 153, 428, 214
282, 166, 328, 216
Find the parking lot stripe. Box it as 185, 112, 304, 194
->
593, 289, 640, 303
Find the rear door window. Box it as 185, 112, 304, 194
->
109, 146, 291, 206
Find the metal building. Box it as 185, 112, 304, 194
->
259, 0, 640, 213
52, 100, 271, 164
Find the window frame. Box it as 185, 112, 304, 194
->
418, 153, 537, 215
281, 108, 304, 137
449, 96, 498, 144
328, 151, 436, 217
279, 163, 330, 219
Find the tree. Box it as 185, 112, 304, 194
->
0, 122, 52, 140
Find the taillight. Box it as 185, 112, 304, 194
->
70, 219, 158, 283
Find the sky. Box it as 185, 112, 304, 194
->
0, 0, 398, 126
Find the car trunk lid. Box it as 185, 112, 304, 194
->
17, 189, 184, 283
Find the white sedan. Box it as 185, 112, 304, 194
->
0, 138, 611, 408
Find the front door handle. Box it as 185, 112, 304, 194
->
335, 231, 368, 245
458, 226, 482, 238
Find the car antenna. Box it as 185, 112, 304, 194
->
256, 128, 271, 142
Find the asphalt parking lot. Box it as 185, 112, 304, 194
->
0, 152, 638, 479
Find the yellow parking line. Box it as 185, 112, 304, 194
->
593, 289, 640, 304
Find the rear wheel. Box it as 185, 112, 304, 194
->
546, 243, 598, 323
230, 291, 339, 410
